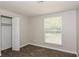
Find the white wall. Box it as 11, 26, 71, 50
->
0, 16, 1, 56
77, 8, 79, 56
20, 16, 29, 47
28, 9, 77, 54
0, 8, 28, 49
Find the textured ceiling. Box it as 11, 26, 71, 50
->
0, 1, 79, 16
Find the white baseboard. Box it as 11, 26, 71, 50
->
0, 52, 1, 56
20, 43, 29, 48
30, 43, 77, 55
19, 43, 77, 55
76, 50, 79, 56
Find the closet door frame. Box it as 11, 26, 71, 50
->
12, 17, 20, 51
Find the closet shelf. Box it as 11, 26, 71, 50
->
1, 23, 12, 26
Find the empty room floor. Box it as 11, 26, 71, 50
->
1, 45, 76, 57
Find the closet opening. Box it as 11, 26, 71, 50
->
0, 15, 12, 51
0, 15, 20, 56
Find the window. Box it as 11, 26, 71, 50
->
44, 16, 62, 45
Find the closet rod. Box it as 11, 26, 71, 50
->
0, 15, 12, 19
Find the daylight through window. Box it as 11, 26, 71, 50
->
44, 16, 62, 45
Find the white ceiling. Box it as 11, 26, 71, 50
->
0, 1, 79, 16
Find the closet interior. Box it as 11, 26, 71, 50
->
0, 15, 12, 51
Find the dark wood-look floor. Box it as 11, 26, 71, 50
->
1, 44, 76, 57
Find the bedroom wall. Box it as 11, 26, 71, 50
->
77, 8, 79, 56
28, 9, 77, 54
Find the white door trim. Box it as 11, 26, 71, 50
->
12, 17, 20, 51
